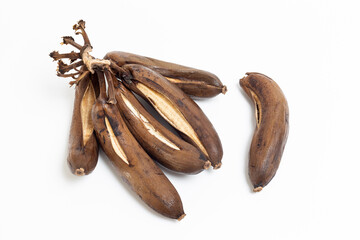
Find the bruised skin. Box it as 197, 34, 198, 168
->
67, 74, 99, 176
104, 51, 226, 98
114, 81, 210, 174
92, 99, 185, 220
122, 64, 223, 169
240, 72, 289, 192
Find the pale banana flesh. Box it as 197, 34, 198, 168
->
121, 94, 180, 150
105, 116, 129, 165
80, 81, 96, 146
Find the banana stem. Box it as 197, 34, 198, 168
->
96, 71, 107, 101
57, 72, 80, 78
57, 60, 84, 74
81, 46, 111, 74
73, 20, 91, 47
68, 70, 90, 86
52, 20, 125, 102
50, 51, 80, 62
110, 61, 131, 80
62, 36, 82, 50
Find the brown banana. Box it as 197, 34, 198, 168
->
67, 73, 99, 176
122, 64, 223, 169
92, 72, 185, 220
105, 51, 226, 98
114, 80, 210, 174
240, 72, 289, 192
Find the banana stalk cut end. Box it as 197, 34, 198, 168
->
213, 162, 222, 170
203, 161, 211, 170
253, 186, 263, 192
177, 213, 186, 221
222, 86, 227, 94
75, 168, 85, 176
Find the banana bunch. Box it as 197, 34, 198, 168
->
50, 20, 225, 220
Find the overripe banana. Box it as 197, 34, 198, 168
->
122, 64, 223, 169
240, 72, 289, 192
105, 51, 226, 98
51, 19, 228, 219
92, 72, 185, 220
114, 79, 210, 174
67, 73, 99, 176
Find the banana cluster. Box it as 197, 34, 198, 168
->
51, 20, 290, 219
50, 20, 225, 220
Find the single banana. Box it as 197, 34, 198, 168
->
122, 64, 223, 169
104, 51, 226, 98
114, 80, 210, 174
67, 73, 99, 176
240, 72, 289, 192
92, 72, 185, 220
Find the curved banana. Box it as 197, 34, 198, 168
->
104, 51, 226, 98
240, 72, 289, 192
67, 73, 99, 176
114, 80, 210, 174
122, 64, 223, 169
92, 72, 185, 219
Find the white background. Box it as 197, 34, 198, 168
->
1, 0, 359, 239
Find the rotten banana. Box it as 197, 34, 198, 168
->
122, 64, 223, 169
240, 72, 289, 192
92, 72, 185, 220
67, 73, 99, 176
105, 51, 226, 98
51, 20, 229, 219
114, 80, 210, 174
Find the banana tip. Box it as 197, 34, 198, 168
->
177, 213, 186, 221
253, 186, 263, 192
239, 76, 246, 87
203, 161, 211, 170
75, 168, 85, 176
213, 162, 222, 170
222, 85, 227, 94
